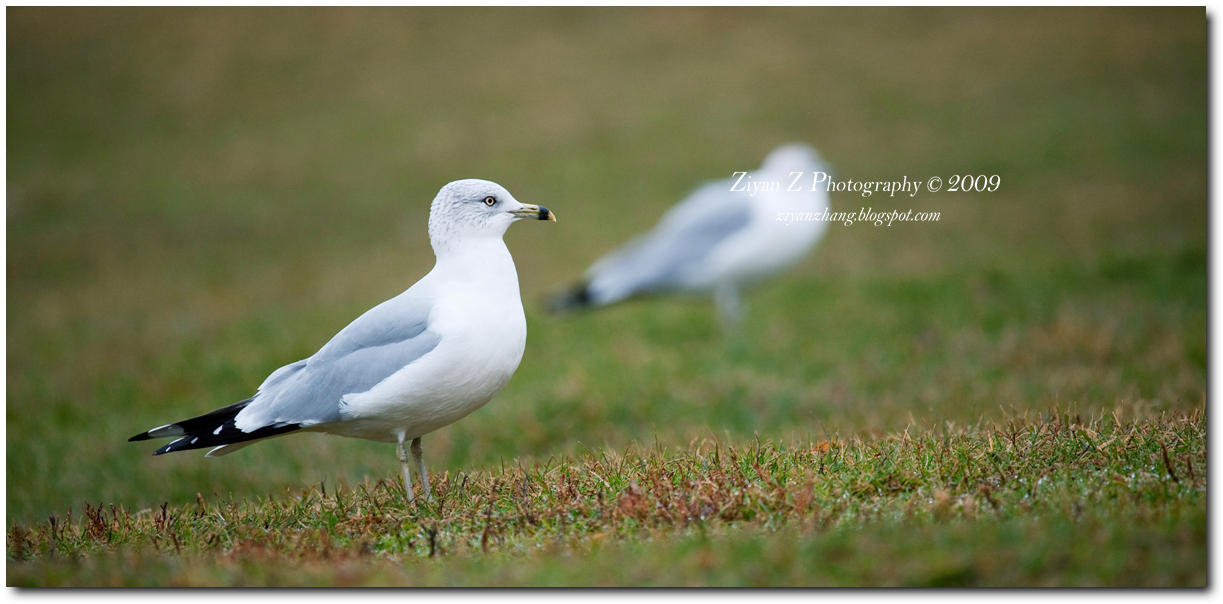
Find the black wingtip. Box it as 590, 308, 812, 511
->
142, 420, 302, 456
545, 283, 592, 314
129, 398, 257, 450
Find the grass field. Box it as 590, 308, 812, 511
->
7, 7, 1207, 586
6, 408, 1208, 586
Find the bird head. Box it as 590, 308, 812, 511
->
428, 179, 555, 253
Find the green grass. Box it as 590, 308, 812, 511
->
7, 7, 1206, 585
6, 407, 1206, 586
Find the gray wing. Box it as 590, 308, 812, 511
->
584, 181, 752, 304
234, 293, 442, 430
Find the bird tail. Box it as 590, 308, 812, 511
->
128, 397, 301, 456
545, 282, 595, 314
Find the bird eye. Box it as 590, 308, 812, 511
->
483, 196, 496, 206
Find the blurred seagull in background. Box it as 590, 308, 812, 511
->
130, 179, 556, 502
549, 143, 830, 325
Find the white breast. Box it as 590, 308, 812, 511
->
330, 240, 527, 442
692, 185, 828, 289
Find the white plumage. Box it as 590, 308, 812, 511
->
131, 179, 556, 502
551, 143, 830, 324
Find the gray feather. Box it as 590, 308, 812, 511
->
585, 182, 752, 304
236, 294, 442, 429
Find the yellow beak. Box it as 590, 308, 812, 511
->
510, 204, 556, 222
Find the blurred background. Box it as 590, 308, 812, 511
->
7, 7, 1206, 523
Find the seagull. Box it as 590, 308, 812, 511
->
548, 143, 830, 326
130, 179, 555, 502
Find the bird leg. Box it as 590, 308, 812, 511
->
715, 284, 744, 327
396, 434, 416, 503
411, 437, 432, 502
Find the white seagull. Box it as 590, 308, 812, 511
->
130, 179, 556, 502
549, 143, 830, 325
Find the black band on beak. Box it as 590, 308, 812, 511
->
538, 206, 552, 221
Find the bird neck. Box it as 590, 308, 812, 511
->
431, 237, 519, 286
